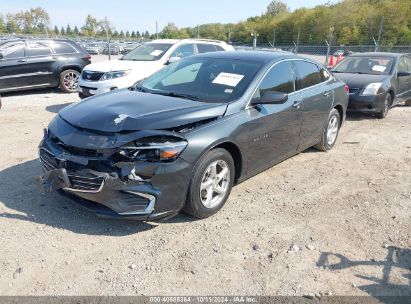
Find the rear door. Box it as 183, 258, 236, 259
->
26, 41, 56, 87
0, 41, 29, 92
294, 60, 333, 150
246, 60, 303, 173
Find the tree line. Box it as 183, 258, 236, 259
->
1, 0, 410, 46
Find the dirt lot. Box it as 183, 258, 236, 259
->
0, 63, 410, 297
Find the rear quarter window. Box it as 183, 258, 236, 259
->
51, 42, 78, 54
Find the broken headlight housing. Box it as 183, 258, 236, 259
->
118, 136, 188, 163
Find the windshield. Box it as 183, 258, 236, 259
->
332, 56, 394, 75
137, 57, 263, 103
122, 43, 173, 61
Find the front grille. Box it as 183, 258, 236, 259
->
39, 149, 104, 192
81, 71, 104, 81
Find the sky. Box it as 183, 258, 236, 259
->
1, 0, 336, 33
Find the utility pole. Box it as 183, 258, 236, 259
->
295, 26, 300, 54
197, 25, 200, 38
272, 29, 276, 48
228, 27, 231, 43
376, 16, 384, 52
156, 20, 159, 40
252, 32, 259, 50
104, 17, 111, 61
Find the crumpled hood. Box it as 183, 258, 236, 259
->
333, 73, 390, 89
83, 59, 158, 73
59, 89, 228, 133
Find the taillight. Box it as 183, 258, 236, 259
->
345, 84, 349, 94
84, 53, 91, 60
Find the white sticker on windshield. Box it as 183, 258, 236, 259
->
224, 88, 233, 94
212, 73, 244, 87
150, 50, 163, 56
372, 65, 386, 72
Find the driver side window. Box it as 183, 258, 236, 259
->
169, 44, 195, 59
257, 61, 295, 98
0, 42, 26, 59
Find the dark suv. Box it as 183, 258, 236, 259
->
0, 39, 91, 93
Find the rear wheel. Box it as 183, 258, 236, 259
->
184, 148, 234, 219
376, 93, 391, 119
314, 108, 341, 151
59, 69, 80, 93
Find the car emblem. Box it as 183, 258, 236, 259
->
86, 74, 91, 80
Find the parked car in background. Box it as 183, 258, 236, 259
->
85, 43, 104, 55
0, 38, 91, 93
78, 39, 235, 98
120, 42, 140, 54
38, 51, 348, 220
102, 43, 124, 55
332, 52, 411, 118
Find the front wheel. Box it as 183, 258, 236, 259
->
59, 69, 80, 93
314, 108, 341, 151
184, 148, 235, 219
376, 94, 391, 119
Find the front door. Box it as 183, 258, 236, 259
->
26, 41, 56, 87
396, 56, 411, 103
245, 60, 303, 175
0, 41, 29, 92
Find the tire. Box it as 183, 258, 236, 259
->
59, 69, 80, 93
314, 108, 341, 152
376, 93, 391, 119
183, 148, 235, 219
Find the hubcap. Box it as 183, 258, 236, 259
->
63, 71, 80, 91
200, 160, 230, 209
326, 116, 339, 146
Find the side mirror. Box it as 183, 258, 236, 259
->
253, 91, 288, 105
166, 56, 181, 65
397, 71, 411, 78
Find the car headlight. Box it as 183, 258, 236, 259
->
117, 136, 188, 163
100, 70, 131, 81
361, 83, 382, 96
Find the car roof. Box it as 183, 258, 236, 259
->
193, 50, 308, 64
349, 52, 409, 58
149, 38, 228, 45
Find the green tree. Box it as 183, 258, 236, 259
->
82, 14, 98, 36
54, 25, 60, 36
73, 25, 79, 36
60, 26, 65, 36
0, 15, 5, 33
266, 0, 289, 16
66, 24, 72, 36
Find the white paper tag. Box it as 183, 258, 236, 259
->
212, 73, 244, 87
372, 65, 386, 72
224, 88, 233, 94
150, 50, 164, 56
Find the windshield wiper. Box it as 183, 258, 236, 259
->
152, 91, 200, 101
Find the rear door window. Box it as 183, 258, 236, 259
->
294, 61, 322, 90
197, 44, 217, 53
27, 42, 52, 57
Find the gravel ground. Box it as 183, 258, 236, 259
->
0, 57, 410, 297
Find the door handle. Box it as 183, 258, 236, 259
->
292, 100, 302, 109
17, 59, 27, 62
323, 91, 331, 97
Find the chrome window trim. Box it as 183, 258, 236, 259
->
245, 58, 333, 109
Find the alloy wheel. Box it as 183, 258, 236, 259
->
326, 116, 339, 146
63, 71, 80, 92
200, 160, 230, 209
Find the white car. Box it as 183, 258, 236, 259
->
78, 39, 234, 98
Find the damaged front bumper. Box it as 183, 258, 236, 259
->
36, 128, 193, 221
